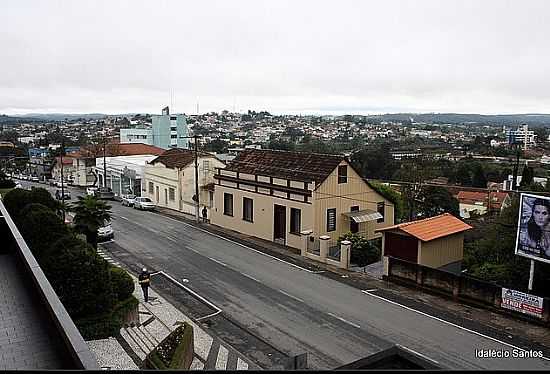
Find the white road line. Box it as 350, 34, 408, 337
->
155, 214, 315, 273
278, 289, 305, 303
396, 344, 440, 365
241, 273, 261, 283
361, 290, 550, 361
156, 271, 223, 314
327, 312, 361, 329
209, 257, 228, 267
236, 357, 249, 370
365, 289, 378, 292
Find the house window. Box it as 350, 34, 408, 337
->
148, 182, 153, 194
377, 202, 385, 223
170, 126, 177, 131
290, 208, 301, 234
169, 187, 175, 201
243, 197, 253, 222
224, 193, 233, 216
171, 134, 177, 139
327, 208, 336, 232
338, 165, 347, 184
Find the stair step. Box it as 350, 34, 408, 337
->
120, 327, 147, 360
138, 325, 159, 350
131, 326, 155, 352
142, 315, 156, 327
141, 318, 171, 345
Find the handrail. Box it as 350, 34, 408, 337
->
0, 200, 99, 369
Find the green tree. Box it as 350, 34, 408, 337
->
455, 162, 472, 186
71, 195, 112, 249
472, 163, 487, 188
417, 186, 460, 218
520, 166, 534, 188
351, 145, 398, 180
109, 267, 135, 301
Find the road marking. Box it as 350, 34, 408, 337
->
154, 214, 315, 273
361, 290, 550, 361
396, 344, 440, 365
236, 357, 248, 370
278, 289, 305, 303
155, 271, 223, 316
209, 257, 228, 267
365, 289, 378, 292
327, 312, 361, 329
215, 345, 229, 370
241, 273, 261, 282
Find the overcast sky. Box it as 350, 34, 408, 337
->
2, 0, 550, 115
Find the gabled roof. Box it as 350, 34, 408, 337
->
457, 190, 510, 209
224, 149, 345, 184
149, 148, 216, 169
78, 143, 164, 158
376, 213, 472, 242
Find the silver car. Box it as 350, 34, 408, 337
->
121, 194, 136, 207
133, 197, 155, 210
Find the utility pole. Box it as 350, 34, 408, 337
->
103, 121, 107, 189
60, 139, 66, 223
511, 144, 521, 191
194, 134, 200, 223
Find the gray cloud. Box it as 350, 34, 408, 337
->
2, 0, 550, 114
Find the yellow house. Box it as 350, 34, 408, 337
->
210, 149, 395, 251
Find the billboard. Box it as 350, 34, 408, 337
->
501, 288, 544, 318
515, 193, 550, 264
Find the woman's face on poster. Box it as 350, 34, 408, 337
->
533, 204, 550, 227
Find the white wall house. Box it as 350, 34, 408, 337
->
144, 149, 225, 216
93, 155, 158, 197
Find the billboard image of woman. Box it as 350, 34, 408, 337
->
516, 193, 550, 263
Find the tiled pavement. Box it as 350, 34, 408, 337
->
88, 247, 253, 370
0, 254, 67, 370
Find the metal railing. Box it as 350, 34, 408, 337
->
328, 242, 341, 261
306, 237, 320, 255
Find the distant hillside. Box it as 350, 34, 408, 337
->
362, 113, 550, 126
0, 114, 42, 125
11, 113, 108, 121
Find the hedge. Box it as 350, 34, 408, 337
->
76, 295, 139, 340
110, 266, 135, 301
145, 323, 194, 370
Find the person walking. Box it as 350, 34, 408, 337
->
202, 206, 208, 223
138, 267, 151, 302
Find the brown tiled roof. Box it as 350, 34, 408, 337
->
376, 213, 472, 242
149, 148, 215, 169
79, 143, 164, 157
457, 190, 510, 209
225, 149, 345, 183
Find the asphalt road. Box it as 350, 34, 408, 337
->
17, 181, 550, 370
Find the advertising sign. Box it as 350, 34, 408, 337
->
515, 193, 550, 264
501, 288, 544, 318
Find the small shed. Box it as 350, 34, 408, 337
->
376, 213, 472, 274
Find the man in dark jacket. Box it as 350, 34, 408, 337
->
138, 267, 151, 302
202, 206, 208, 223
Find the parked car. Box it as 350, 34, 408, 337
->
86, 187, 98, 196
97, 223, 114, 242
55, 180, 65, 188
55, 189, 71, 200
94, 187, 115, 200
121, 194, 136, 207
133, 197, 155, 210
14, 183, 22, 189
31, 176, 39, 182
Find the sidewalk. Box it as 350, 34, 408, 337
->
87, 254, 252, 370
153, 206, 550, 355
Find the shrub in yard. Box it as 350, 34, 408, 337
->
3, 188, 32, 220
29, 187, 60, 212
110, 266, 135, 301
338, 232, 381, 267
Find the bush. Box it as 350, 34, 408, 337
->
44, 235, 115, 319
76, 295, 139, 340
338, 232, 381, 267
110, 267, 135, 301
17, 203, 70, 260
0, 171, 15, 188
29, 187, 60, 212
3, 188, 31, 220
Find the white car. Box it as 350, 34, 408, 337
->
98, 224, 114, 241
133, 197, 155, 210
86, 187, 98, 196
121, 194, 136, 207
31, 176, 40, 182
55, 180, 65, 188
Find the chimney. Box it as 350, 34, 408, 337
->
162, 106, 170, 115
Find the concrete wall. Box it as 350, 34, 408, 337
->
312, 160, 394, 242
418, 233, 464, 269
210, 184, 313, 250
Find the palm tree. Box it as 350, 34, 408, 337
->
70, 195, 112, 249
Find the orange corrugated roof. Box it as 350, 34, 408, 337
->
376, 213, 472, 242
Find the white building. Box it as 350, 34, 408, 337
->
93, 155, 159, 197
120, 127, 153, 145
144, 149, 225, 216
507, 124, 536, 150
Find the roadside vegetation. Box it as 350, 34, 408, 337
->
3, 187, 137, 339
